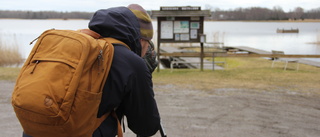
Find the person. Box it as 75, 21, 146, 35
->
90, 4, 160, 137
22, 4, 160, 137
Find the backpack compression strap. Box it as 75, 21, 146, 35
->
94, 110, 123, 137
80, 29, 125, 137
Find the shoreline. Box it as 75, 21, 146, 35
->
1, 18, 320, 22
205, 19, 320, 22
0, 18, 88, 20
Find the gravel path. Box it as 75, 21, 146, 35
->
0, 81, 23, 137
1, 81, 320, 137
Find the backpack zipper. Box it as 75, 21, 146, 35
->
88, 41, 108, 92
30, 29, 55, 45
30, 60, 40, 74
97, 49, 104, 74
30, 36, 40, 45
88, 49, 103, 92
97, 41, 109, 74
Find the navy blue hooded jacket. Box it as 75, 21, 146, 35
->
89, 7, 160, 137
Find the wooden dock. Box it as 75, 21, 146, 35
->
224, 46, 320, 67
276, 28, 299, 33
160, 45, 320, 69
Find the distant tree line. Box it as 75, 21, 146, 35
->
205, 6, 320, 20
1, 6, 320, 20
0, 10, 93, 19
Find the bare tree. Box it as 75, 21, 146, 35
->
0, 10, 93, 19
271, 6, 287, 20
1, 6, 320, 20
289, 7, 304, 20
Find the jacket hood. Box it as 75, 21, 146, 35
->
89, 7, 141, 56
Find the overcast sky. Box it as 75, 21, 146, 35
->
1, 0, 319, 12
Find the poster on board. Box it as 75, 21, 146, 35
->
190, 29, 197, 39
180, 34, 190, 41
190, 22, 200, 29
174, 21, 189, 33
175, 34, 180, 41
160, 21, 173, 39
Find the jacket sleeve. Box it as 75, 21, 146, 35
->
120, 57, 160, 136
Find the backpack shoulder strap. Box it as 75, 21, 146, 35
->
78, 29, 102, 39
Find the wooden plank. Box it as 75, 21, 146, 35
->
216, 54, 320, 58
225, 46, 271, 54
160, 52, 320, 58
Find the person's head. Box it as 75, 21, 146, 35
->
127, 4, 153, 57
89, 7, 142, 56
88, 4, 154, 57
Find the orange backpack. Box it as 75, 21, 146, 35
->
12, 29, 125, 137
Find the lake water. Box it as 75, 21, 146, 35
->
1, 19, 320, 62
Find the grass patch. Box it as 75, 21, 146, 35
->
153, 57, 320, 95
1, 57, 319, 95
0, 67, 20, 81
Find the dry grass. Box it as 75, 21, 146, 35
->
0, 34, 23, 67
317, 32, 320, 45
0, 46, 23, 67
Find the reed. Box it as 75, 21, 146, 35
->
0, 33, 23, 67
317, 32, 320, 44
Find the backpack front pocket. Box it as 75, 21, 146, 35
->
13, 58, 77, 124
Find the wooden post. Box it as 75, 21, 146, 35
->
157, 21, 161, 72
212, 53, 215, 71
156, 42, 160, 72
200, 42, 204, 71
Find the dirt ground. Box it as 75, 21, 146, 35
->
1, 80, 320, 137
